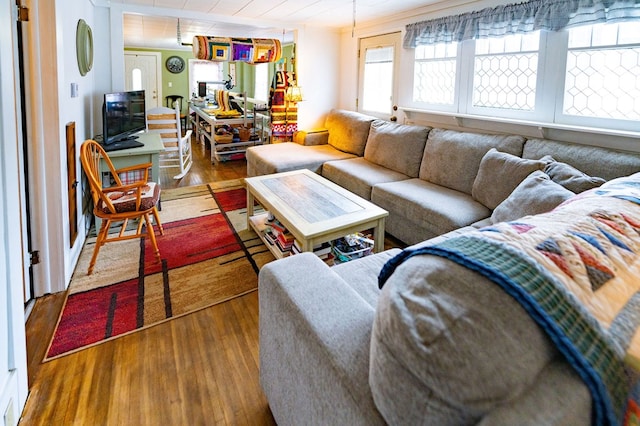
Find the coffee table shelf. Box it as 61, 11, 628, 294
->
248, 212, 291, 260
245, 169, 388, 261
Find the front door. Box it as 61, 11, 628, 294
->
358, 32, 401, 121
125, 51, 161, 109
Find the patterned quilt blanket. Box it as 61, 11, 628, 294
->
379, 173, 640, 425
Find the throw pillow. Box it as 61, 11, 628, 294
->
491, 170, 575, 223
541, 155, 607, 193
472, 148, 546, 210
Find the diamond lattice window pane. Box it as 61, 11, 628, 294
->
564, 23, 640, 121
413, 43, 457, 105
473, 53, 538, 110
563, 47, 640, 120
472, 32, 539, 111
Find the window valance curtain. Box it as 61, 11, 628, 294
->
404, 0, 640, 47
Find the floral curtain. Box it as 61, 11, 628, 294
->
404, 0, 640, 47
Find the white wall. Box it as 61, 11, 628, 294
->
55, 0, 98, 286
26, 0, 100, 295
295, 26, 341, 129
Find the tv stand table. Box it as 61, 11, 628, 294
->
100, 132, 164, 184
94, 132, 164, 231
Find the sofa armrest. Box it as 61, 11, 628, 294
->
259, 253, 385, 425
293, 129, 329, 146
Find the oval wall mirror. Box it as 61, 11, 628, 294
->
76, 19, 93, 76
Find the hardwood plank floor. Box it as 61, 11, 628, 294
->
22, 137, 404, 425
22, 138, 275, 425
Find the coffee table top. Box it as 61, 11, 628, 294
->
245, 169, 388, 239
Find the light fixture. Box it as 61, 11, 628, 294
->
285, 83, 304, 103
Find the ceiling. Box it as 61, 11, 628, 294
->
115, 0, 439, 50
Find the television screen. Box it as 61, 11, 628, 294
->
103, 90, 146, 145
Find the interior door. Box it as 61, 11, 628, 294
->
1, 0, 29, 422
124, 51, 160, 109
358, 32, 401, 121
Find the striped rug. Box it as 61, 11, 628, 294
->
44, 179, 273, 361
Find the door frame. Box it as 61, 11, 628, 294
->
357, 32, 401, 120
124, 50, 162, 109
1, 0, 29, 420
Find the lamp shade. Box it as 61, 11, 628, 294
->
285, 85, 304, 103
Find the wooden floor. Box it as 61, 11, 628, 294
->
22, 137, 405, 425
22, 138, 277, 425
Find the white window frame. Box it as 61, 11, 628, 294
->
253, 63, 269, 103
405, 23, 640, 135
554, 25, 640, 133
405, 42, 461, 113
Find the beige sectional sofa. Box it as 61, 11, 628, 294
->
246, 109, 640, 244
251, 109, 640, 424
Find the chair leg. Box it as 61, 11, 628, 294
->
144, 213, 162, 262
152, 206, 164, 235
88, 219, 110, 275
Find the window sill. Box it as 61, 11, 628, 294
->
400, 107, 640, 141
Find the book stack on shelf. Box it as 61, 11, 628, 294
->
264, 217, 295, 255
291, 240, 334, 263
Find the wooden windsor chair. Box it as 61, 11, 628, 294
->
80, 139, 164, 275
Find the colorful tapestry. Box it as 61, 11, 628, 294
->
193, 36, 281, 64
193, 36, 231, 61
379, 172, 640, 426
270, 70, 297, 139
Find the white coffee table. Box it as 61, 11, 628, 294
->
245, 169, 388, 259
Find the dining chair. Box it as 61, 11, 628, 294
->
147, 105, 193, 180
80, 139, 164, 275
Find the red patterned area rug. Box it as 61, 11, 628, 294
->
44, 179, 273, 361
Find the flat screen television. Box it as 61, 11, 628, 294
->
102, 90, 146, 145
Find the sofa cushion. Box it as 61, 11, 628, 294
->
419, 129, 526, 194
490, 170, 575, 223
332, 249, 402, 307
540, 155, 606, 193
363, 121, 430, 177
472, 148, 546, 210
522, 138, 640, 181
325, 109, 378, 156
322, 157, 411, 200
371, 179, 491, 240
245, 142, 356, 177
369, 254, 558, 424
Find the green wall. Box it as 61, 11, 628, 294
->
124, 43, 295, 112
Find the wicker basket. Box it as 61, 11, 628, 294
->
238, 127, 251, 142
214, 134, 233, 143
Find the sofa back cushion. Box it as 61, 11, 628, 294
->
363, 121, 431, 177
324, 109, 377, 156
541, 155, 606, 193
523, 138, 640, 181
419, 129, 526, 194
